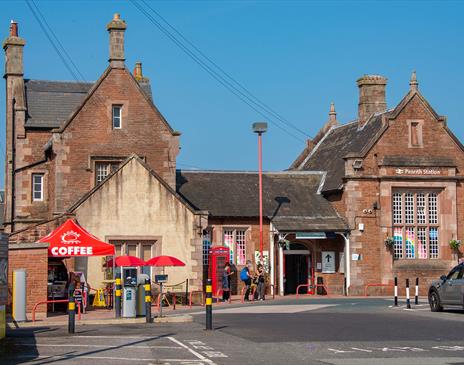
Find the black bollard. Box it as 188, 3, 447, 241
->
68, 295, 75, 334
145, 278, 152, 323
406, 278, 411, 309
415, 277, 419, 305
394, 277, 398, 307
115, 278, 122, 318
205, 278, 213, 330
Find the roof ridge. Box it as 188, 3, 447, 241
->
178, 169, 326, 175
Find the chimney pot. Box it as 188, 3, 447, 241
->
10, 20, 18, 37
134, 61, 143, 80
357, 74, 387, 127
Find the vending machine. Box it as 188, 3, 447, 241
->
208, 246, 230, 295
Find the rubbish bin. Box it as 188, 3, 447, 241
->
136, 274, 149, 317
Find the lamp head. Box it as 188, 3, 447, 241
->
252, 122, 268, 134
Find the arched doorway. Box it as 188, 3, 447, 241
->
284, 243, 311, 295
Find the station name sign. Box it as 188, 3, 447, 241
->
395, 168, 441, 176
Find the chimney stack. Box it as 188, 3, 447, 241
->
3, 20, 25, 77
409, 70, 418, 91
357, 75, 387, 127
133, 61, 143, 81
106, 13, 126, 68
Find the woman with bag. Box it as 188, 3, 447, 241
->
222, 262, 234, 302
256, 264, 266, 301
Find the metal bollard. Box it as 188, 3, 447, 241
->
68, 296, 76, 334
145, 279, 152, 323
394, 277, 398, 306
115, 278, 121, 318
406, 278, 411, 309
205, 278, 213, 330
415, 277, 419, 305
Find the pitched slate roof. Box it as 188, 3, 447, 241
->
176, 170, 347, 231
295, 113, 386, 192
24, 79, 153, 129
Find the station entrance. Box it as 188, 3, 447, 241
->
284, 243, 312, 295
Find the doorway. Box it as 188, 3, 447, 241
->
284, 242, 311, 295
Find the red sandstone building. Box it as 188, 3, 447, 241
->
2, 14, 463, 316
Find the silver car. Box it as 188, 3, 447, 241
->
428, 263, 464, 312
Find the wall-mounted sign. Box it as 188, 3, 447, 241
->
321, 251, 335, 273
395, 168, 441, 176
352, 253, 361, 261
296, 232, 326, 239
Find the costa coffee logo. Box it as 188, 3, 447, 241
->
61, 230, 81, 245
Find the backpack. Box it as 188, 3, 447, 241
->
240, 267, 249, 281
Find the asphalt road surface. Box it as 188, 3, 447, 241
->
2, 297, 464, 365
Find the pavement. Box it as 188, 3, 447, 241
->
1, 296, 464, 364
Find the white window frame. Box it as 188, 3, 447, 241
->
94, 160, 121, 185
112, 105, 122, 129
223, 228, 248, 265
32, 173, 44, 202
392, 190, 440, 260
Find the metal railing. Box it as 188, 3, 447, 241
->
32, 299, 81, 322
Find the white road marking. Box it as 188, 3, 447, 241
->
12, 343, 181, 349
15, 355, 208, 362
190, 304, 336, 315
167, 337, 215, 365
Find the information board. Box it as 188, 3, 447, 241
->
321, 251, 336, 273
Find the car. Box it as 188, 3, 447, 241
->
428, 263, 464, 312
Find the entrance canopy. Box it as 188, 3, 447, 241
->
39, 219, 115, 257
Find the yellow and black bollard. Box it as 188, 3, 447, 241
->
205, 278, 213, 330
68, 295, 75, 334
115, 278, 122, 318
145, 278, 152, 323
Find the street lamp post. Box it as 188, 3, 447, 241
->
252, 122, 268, 264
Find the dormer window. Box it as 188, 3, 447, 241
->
112, 105, 122, 129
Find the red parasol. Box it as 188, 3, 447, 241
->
105, 255, 146, 267
145, 255, 185, 267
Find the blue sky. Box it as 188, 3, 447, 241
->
1, 0, 464, 185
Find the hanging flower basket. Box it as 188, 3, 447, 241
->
384, 237, 395, 250
278, 238, 290, 250
449, 239, 461, 251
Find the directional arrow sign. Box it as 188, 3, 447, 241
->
322, 251, 335, 273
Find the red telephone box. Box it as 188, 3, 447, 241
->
208, 246, 230, 295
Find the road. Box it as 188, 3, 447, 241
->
1, 297, 464, 364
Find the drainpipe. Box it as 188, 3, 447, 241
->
340, 232, 350, 295
269, 223, 275, 296
278, 243, 284, 297
11, 98, 16, 232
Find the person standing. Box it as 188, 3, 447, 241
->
240, 260, 253, 301
222, 262, 234, 302
256, 264, 266, 301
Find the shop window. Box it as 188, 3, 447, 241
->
392, 191, 439, 259
95, 161, 121, 185
223, 228, 247, 265
112, 105, 122, 129
203, 230, 212, 266
32, 173, 44, 201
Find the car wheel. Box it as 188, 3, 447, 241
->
429, 290, 443, 312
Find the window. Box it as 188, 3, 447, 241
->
392, 191, 440, 259
109, 240, 156, 277
203, 230, 212, 266
112, 105, 122, 129
95, 161, 121, 185
32, 174, 44, 201
223, 228, 247, 265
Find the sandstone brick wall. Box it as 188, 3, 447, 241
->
337, 92, 464, 295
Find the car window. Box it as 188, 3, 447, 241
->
447, 268, 460, 280
458, 266, 464, 280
